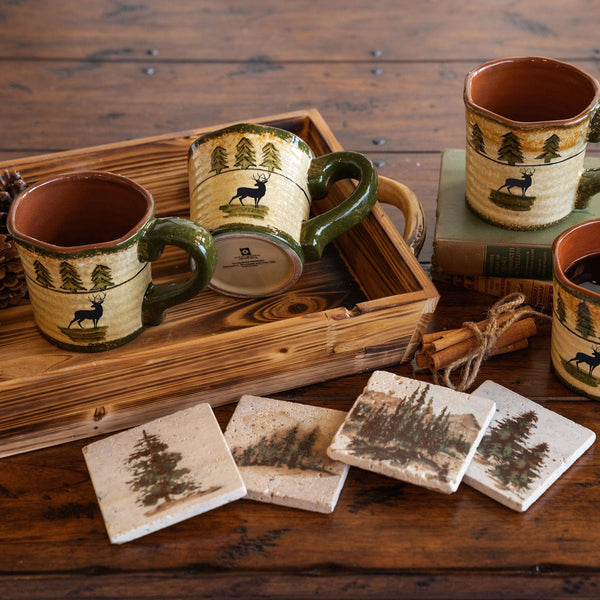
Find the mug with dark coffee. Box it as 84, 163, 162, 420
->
552, 218, 600, 399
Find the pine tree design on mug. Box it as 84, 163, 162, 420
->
91, 264, 115, 290
210, 145, 229, 175
33, 259, 54, 288
260, 142, 282, 171
59, 261, 85, 292
470, 123, 485, 154
234, 136, 256, 169
536, 134, 561, 163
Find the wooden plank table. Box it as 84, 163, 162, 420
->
0, 2, 599, 598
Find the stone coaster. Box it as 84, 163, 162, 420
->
224, 395, 349, 513
83, 403, 246, 544
464, 380, 596, 512
327, 371, 496, 494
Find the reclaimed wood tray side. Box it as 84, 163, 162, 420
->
0, 109, 439, 457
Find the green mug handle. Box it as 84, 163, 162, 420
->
139, 217, 217, 326
301, 151, 378, 261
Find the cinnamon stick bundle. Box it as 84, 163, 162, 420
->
415, 306, 537, 372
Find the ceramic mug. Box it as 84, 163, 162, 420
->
464, 56, 600, 230
8, 171, 217, 351
551, 218, 600, 399
188, 123, 378, 297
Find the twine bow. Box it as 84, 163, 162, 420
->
432, 292, 551, 392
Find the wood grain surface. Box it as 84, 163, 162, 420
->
0, 111, 438, 457
0, 1, 599, 599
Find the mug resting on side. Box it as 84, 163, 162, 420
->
188, 123, 378, 298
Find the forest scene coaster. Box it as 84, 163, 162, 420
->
327, 371, 496, 494
224, 395, 349, 513
464, 380, 596, 512
83, 403, 246, 544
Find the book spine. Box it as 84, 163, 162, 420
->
432, 239, 553, 280
431, 269, 553, 313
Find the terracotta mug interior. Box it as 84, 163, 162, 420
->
553, 218, 600, 299
466, 57, 599, 123
9, 171, 153, 250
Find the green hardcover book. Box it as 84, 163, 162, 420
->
432, 149, 600, 280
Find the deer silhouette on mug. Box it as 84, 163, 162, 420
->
229, 173, 271, 207
567, 346, 600, 376
497, 168, 535, 197
68, 293, 105, 329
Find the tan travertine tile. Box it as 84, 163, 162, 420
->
224, 395, 349, 513
83, 403, 246, 544
465, 380, 596, 511
327, 371, 496, 494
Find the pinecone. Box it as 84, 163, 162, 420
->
0, 170, 28, 308
0, 169, 27, 236
0, 234, 27, 308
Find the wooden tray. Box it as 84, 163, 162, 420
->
0, 109, 439, 457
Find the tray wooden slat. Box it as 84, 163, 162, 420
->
0, 109, 438, 457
